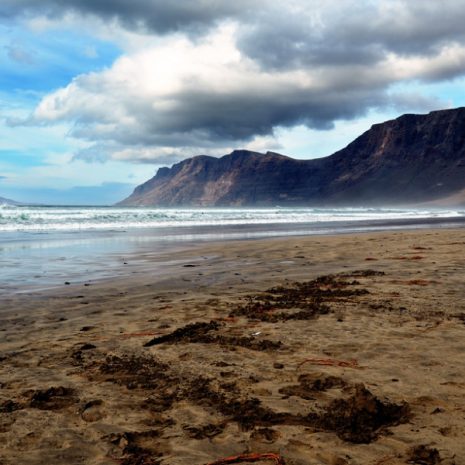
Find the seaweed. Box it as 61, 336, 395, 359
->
316, 384, 411, 443
230, 272, 374, 322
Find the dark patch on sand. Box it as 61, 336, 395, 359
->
230, 272, 375, 322
99, 354, 172, 390
144, 321, 221, 346
279, 373, 347, 399
71, 342, 97, 365
183, 423, 225, 439
408, 445, 442, 464
0, 399, 23, 413
317, 384, 411, 443
81, 399, 105, 422
250, 427, 280, 443
105, 430, 163, 465
144, 321, 282, 351
27, 386, 78, 410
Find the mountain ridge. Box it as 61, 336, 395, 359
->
0, 196, 22, 206
119, 107, 465, 207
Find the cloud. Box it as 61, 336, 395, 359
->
8, 0, 465, 164
236, 0, 465, 71
5, 42, 35, 64
0, 0, 263, 35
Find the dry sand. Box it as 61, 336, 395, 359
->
1, 228, 465, 465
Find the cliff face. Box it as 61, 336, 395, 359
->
119, 107, 465, 207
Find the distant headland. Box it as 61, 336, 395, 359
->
119, 107, 465, 208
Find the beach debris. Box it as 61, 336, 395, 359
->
250, 427, 280, 443
317, 384, 411, 443
297, 357, 360, 369
183, 423, 225, 439
80, 325, 94, 331
205, 452, 286, 465
80, 343, 97, 350
99, 354, 172, 390
406, 280, 435, 286
407, 445, 441, 465
80, 399, 105, 422
279, 374, 346, 399
27, 386, 78, 410
230, 272, 374, 322
342, 270, 385, 277
184, 377, 303, 431
71, 342, 97, 365
0, 399, 23, 413
79, 349, 407, 445
105, 430, 163, 465
144, 321, 221, 346
389, 256, 424, 260
144, 321, 282, 351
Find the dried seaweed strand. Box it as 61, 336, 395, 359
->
373, 455, 396, 465
205, 452, 286, 465
297, 357, 360, 369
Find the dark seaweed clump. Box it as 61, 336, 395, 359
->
408, 445, 441, 465
99, 354, 173, 390
0, 400, 23, 413
28, 387, 78, 410
230, 273, 373, 322
317, 384, 411, 443
144, 320, 281, 351
105, 430, 162, 465
279, 373, 347, 400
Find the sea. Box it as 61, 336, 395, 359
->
1, 205, 465, 293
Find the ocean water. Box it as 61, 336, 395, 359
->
1, 205, 464, 232
1, 205, 464, 293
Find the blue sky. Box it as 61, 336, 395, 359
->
1, 1, 465, 205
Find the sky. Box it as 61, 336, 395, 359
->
1, 1, 465, 205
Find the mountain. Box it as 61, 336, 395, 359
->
0, 196, 22, 206
119, 107, 465, 207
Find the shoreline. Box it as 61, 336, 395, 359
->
2, 215, 465, 294
1, 228, 465, 464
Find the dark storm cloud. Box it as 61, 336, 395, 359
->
237, 1, 465, 74
0, 0, 262, 35
143, 88, 383, 139
63, 76, 391, 152
11, 0, 465, 163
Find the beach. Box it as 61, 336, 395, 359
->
1, 228, 465, 465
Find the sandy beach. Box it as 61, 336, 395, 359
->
1, 228, 465, 465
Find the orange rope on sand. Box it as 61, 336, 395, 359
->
297, 357, 360, 369
205, 453, 286, 465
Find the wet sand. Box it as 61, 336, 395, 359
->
1, 228, 465, 465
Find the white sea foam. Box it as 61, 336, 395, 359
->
0, 206, 463, 233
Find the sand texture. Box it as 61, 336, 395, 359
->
1, 229, 465, 465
